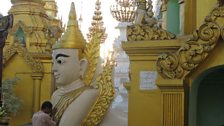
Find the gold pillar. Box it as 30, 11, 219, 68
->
32, 73, 43, 113
157, 78, 184, 126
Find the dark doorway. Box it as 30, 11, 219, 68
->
189, 66, 224, 126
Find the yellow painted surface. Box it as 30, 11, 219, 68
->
196, 0, 216, 27
128, 61, 161, 126
123, 40, 181, 126
4, 56, 32, 125
3, 57, 53, 126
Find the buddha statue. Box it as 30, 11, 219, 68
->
51, 2, 116, 126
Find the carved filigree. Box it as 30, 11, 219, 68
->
82, 60, 115, 126
157, 53, 184, 79
157, 5, 223, 79
3, 42, 43, 73
127, 24, 175, 41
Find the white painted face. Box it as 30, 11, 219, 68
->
52, 49, 82, 87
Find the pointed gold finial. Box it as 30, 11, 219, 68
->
53, 2, 86, 49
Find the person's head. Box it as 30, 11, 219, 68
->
41, 101, 53, 114
52, 2, 87, 87
52, 49, 87, 87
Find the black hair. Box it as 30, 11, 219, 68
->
41, 101, 53, 110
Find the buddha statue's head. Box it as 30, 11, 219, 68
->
52, 2, 87, 87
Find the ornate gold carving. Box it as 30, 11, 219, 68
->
82, 21, 114, 126
3, 42, 43, 73
127, 24, 175, 41
157, 53, 184, 79
82, 2, 115, 124
82, 60, 115, 126
84, 0, 107, 86
127, 0, 175, 41
157, 6, 223, 79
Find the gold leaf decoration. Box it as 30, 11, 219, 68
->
82, 60, 115, 126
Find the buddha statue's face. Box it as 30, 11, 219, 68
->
52, 49, 83, 87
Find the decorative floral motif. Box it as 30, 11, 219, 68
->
157, 5, 224, 79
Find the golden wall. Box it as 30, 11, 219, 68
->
3, 54, 53, 125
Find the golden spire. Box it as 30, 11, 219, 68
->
53, 2, 85, 49
87, 0, 107, 43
